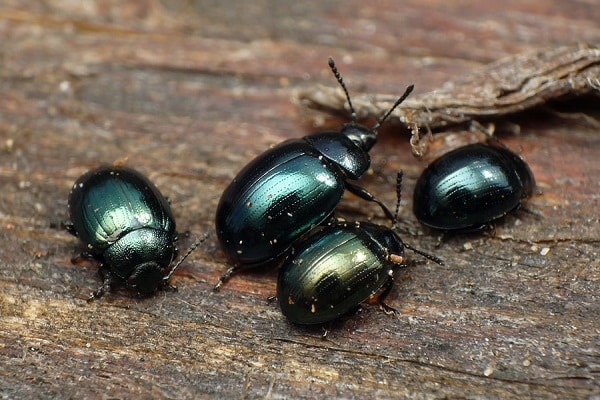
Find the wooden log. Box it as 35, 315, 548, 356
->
0, 1, 598, 398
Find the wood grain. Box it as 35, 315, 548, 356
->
1, 1, 598, 398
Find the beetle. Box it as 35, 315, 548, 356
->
67, 166, 206, 301
214, 58, 414, 289
277, 172, 443, 326
413, 142, 536, 232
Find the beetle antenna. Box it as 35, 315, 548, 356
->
390, 170, 444, 266
328, 57, 357, 123
371, 84, 414, 131
403, 242, 445, 265
164, 232, 210, 281
391, 171, 403, 229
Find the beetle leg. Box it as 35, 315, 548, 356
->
519, 205, 543, 219
163, 281, 178, 292
434, 233, 445, 248
266, 295, 277, 304
213, 266, 237, 291
377, 275, 397, 315
345, 181, 395, 221
87, 267, 114, 302
380, 303, 397, 315
71, 251, 96, 265
485, 222, 496, 237
62, 222, 77, 237
161, 283, 178, 293
325, 215, 338, 226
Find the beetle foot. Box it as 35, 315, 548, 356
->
164, 282, 178, 292
345, 181, 395, 222
87, 272, 114, 302
379, 302, 397, 315
87, 285, 107, 302
520, 205, 544, 219
482, 223, 497, 238
71, 252, 96, 265
62, 222, 77, 236
434, 233, 445, 248
213, 266, 236, 291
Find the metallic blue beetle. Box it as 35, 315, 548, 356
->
214, 58, 414, 289
67, 166, 204, 300
277, 173, 443, 325
413, 142, 536, 232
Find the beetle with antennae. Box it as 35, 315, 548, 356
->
214, 58, 414, 289
277, 172, 444, 326
67, 166, 209, 301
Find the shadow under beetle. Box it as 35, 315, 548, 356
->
214, 58, 414, 289
66, 166, 206, 301
277, 172, 444, 326
413, 141, 536, 232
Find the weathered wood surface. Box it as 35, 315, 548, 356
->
296, 43, 600, 156
0, 1, 598, 398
